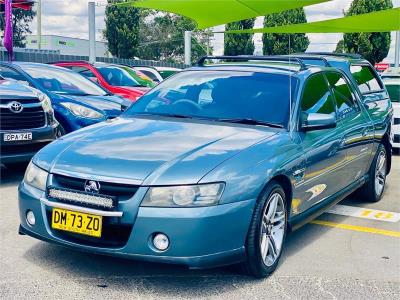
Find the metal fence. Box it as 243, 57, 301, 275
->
0, 50, 186, 69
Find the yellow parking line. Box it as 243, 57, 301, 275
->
310, 220, 400, 238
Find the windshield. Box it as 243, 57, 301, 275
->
97, 66, 141, 87
126, 70, 297, 128
386, 84, 400, 102
21, 64, 108, 96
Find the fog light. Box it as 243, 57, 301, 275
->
26, 210, 35, 226
153, 233, 169, 251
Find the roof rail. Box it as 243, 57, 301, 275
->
282, 55, 331, 67
197, 55, 307, 70
304, 52, 362, 59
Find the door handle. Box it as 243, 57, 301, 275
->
339, 137, 346, 147
293, 168, 305, 181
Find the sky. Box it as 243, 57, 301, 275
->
30, 0, 400, 62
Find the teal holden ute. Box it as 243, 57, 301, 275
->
18, 55, 393, 278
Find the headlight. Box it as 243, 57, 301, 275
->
61, 102, 104, 119
37, 92, 53, 113
141, 183, 225, 207
24, 162, 48, 191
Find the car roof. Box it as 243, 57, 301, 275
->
4, 61, 76, 72
0, 61, 69, 71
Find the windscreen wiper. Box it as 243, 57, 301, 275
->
216, 118, 284, 128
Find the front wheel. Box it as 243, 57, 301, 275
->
239, 181, 287, 278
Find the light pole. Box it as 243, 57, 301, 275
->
395, 31, 400, 68
37, 0, 42, 50
184, 31, 192, 66
88, 1, 96, 63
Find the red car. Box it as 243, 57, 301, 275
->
53, 61, 150, 102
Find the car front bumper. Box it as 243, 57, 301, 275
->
0, 122, 58, 164
18, 182, 256, 269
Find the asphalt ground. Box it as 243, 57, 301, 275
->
0, 156, 399, 299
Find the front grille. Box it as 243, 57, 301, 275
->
1, 142, 50, 155
0, 104, 46, 130
47, 174, 138, 248
52, 174, 139, 201
48, 187, 116, 209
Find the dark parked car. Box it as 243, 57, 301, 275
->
19, 55, 392, 278
0, 62, 131, 135
0, 79, 58, 165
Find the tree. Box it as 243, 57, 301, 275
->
224, 19, 255, 55
334, 40, 345, 53
104, 0, 140, 59
0, 7, 36, 48
343, 0, 393, 65
137, 12, 211, 63
263, 8, 309, 55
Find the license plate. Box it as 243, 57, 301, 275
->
3, 132, 32, 142
51, 208, 102, 238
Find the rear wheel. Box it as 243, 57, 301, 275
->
359, 143, 388, 202
239, 181, 287, 278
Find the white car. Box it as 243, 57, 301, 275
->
382, 68, 400, 149
133, 66, 163, 83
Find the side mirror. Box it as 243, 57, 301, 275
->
302, 113, 336, 131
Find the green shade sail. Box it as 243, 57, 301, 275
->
119, 0, 331, 29
222, 7, 400, 34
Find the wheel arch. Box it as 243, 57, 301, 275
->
269, 174, 293, 220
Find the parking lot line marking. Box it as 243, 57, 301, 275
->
310, 220, 400, 238
326, 204, 400, 223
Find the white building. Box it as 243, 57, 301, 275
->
26, 35, 112, 58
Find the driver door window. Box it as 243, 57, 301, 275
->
301, 73, 336, 121
325, 71, 358, 120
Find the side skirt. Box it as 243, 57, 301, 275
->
288, 175, 368, 231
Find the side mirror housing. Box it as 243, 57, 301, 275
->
302, 113, 336, 131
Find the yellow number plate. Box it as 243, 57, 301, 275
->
51, 208, 102, 238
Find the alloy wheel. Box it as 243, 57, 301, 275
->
375, 150, 387, 197
259, 192, 286, 267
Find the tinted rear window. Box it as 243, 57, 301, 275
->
386, 84, 400, 102
350, 65, 382, 94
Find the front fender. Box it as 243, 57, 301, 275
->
201, 133, 303, 205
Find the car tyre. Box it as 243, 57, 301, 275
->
239, 181, 287, 278
359, 143, 388, 202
